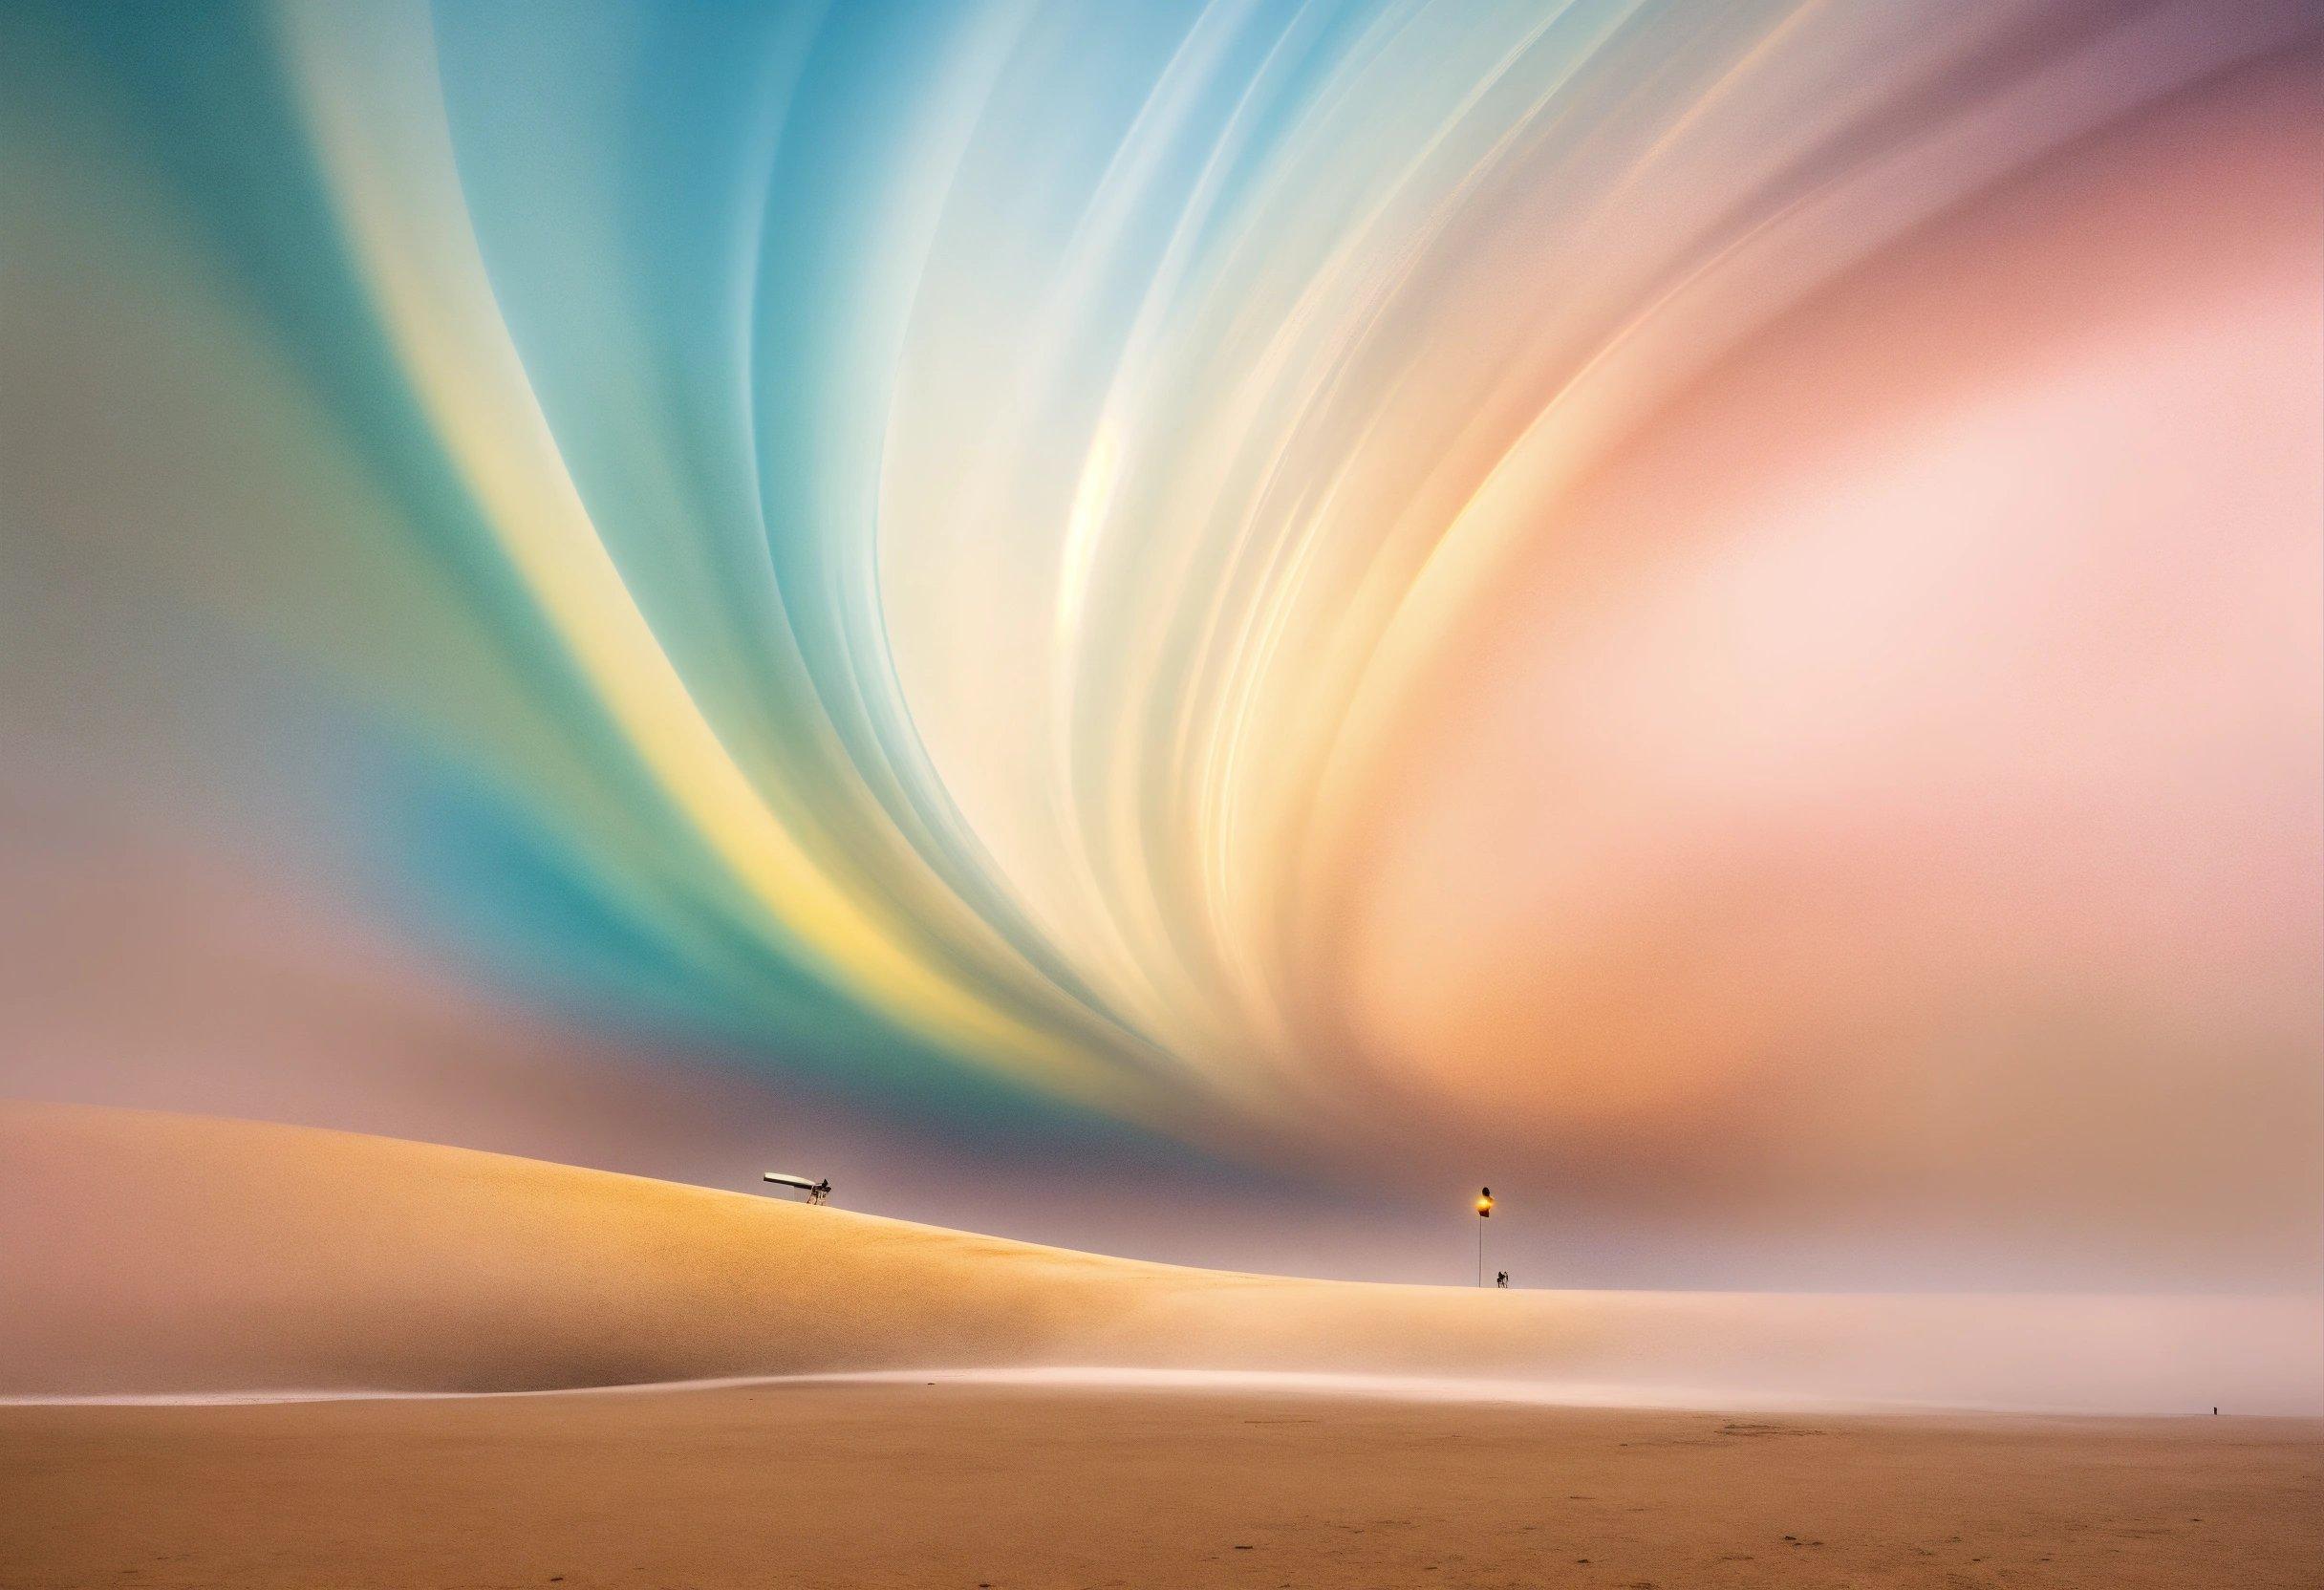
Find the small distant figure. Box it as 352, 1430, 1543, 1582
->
1496, 1270, 1510, 1289
763, 1171, 832, 1206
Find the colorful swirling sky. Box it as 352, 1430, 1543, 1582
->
3, 0, 2318, 1285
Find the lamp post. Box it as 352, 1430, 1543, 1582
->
1474, 1187, 1494, 1286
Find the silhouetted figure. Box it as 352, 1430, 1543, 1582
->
1496, 1270, 1510, 1289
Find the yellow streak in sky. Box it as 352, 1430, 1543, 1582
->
276, 0, 1132, 1112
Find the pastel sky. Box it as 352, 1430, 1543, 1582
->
3, 0, 2316, 1289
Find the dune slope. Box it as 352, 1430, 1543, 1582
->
4, 1104, 2315, 1411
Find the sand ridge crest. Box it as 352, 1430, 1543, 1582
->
5, 1103, 2316, 1412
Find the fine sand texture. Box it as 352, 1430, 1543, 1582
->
2, 1382, 2319, 1589
5, 1103, 2319, 1413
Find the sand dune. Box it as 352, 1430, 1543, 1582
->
5, 1103, 2316, 1412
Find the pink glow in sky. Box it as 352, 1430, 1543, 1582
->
0, 3, 2315, 1295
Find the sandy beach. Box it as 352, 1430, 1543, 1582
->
3, 1381, 2319, 1589
7, 1104, 2319, 1587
